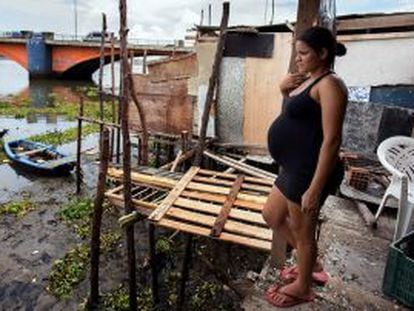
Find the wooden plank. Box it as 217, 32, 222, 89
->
108, 190, 266, 227
338, 31, 414, 42
199, 168, 274, 186
211, 175, 244, 237
186, 182, 267, 205
192, 176, 271, 193
337, 13, 414, 32
108, 167, 268, 204
203, 151, 276, 180
18, 147, 47, 156
181, 190, 263, 211
149, 166, 200, 221
166, 207, 271, 241
174, 197, 266, 225
158, 218, 271, 251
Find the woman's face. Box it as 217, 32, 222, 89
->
295, 40, 326, 73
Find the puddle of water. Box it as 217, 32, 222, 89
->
0, 112, 100, 198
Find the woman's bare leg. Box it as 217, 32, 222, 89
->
276, 201, 319, 299
262, 186, 296, 248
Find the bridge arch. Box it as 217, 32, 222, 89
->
0, 43, 28, 69
61, 54, 121, 79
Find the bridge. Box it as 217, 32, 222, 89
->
0, 33, 193, 80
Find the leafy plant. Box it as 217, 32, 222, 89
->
0, 200, 34, 217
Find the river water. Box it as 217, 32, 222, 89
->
0, 58, 142, 188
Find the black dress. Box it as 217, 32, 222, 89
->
267, 72, 344, 205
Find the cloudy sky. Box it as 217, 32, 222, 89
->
0, 0, 413, 40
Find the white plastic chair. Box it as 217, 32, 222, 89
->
375, 136, 414, 241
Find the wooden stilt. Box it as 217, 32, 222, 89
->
110, 32, 116, 161
177, 234, 193, 310
76, 97, 84, 195
119, 0, 137, 309
194, 2, 230, 166
148, 224, 159, 306
88, 127, 111, 307
155, 138, 161, 167
98, 13, 107, 134
142, 49, 147, 74
128, 69, 148, 165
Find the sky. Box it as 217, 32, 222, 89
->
0, 0, 413, 40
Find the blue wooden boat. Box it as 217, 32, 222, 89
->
3, 140, 76, 176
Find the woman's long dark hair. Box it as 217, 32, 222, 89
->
297, 26, 346, 66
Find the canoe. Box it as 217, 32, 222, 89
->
3, 139, 76, 176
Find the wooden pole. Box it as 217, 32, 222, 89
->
149, 224, 159, 306
110, 32, 116, 161
208, 4, 212, 26
128, 66, 149, 165
129, 50, 134, 71
177, 234, 193, 310
270, 0, 275, 25
288, 0, 321, 72
76, 97, 84, 195
142, 49, 147, 74
194, 2, 230, 166
99, 13, 107, 134
200, 9, 204, 26
319, 0, 337, 33
88, 127, 111, 307
119, 0, 138, 309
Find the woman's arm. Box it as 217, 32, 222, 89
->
279, 73, 307, 98
301, 76, 348, 212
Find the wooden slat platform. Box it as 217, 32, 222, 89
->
106, 166, 273, 251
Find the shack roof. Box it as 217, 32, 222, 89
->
195, 11, 414, 35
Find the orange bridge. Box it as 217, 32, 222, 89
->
0, 37, 192, 80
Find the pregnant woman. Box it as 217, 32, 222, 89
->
263, 26, 348, 308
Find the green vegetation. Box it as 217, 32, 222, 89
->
0, 88, 116, 122
189, 281, 223, 310
28, 124, 98, 146
58, 197, 94, 239
48, 244, 89, 298
0, 200, 34, 217
48, 232, 121, 299
81, 285, 153, 311
49, 197, 122, 299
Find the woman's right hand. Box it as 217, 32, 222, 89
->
280, 73, 307, 97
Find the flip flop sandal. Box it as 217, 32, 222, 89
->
280, 265, 329, 285
265, 284, 316, 308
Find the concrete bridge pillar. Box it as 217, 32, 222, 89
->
27, 34, 52, 78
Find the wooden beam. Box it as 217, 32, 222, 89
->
194, 2, 230, 165
107, 167, 269, 205
148, 167, 200, 221
338, 31, 414, 42
211, 175, 244, 237
167, 207, 271, 240
289, 0, 321, 72
338, 13, 414, 32
158, 218, 271, 251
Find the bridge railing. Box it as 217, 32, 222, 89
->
53, 34, 181, 47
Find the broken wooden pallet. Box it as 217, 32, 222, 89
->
106, 166, 273, 251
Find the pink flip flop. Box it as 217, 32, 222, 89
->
280, 265, 329, 285
265, 284, 316, 308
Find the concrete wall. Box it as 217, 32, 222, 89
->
336, 36, 414, 87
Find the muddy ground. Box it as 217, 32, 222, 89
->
0, 154, 269, 311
